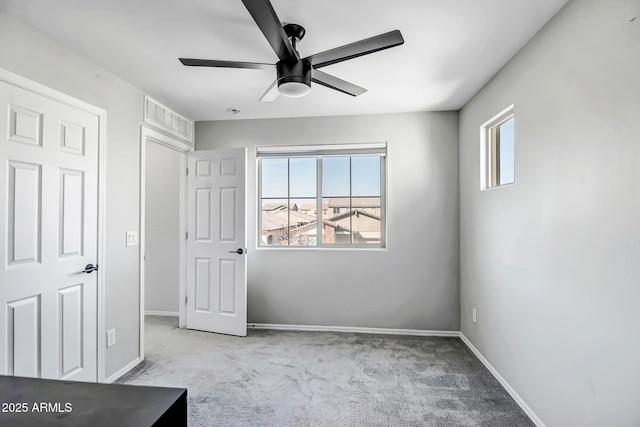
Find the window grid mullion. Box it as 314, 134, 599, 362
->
287, 158, 291, 246
258, 158, 262, 246
380, 155, 386, 248
317, 157, 323, 247
349, 157, 353, 244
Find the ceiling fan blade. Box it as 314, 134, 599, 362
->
305, 30, 404, 69
179, 58, 273, 70
259, 80, 280, 102
312, 70, 367, 97
241, 0, 297, 60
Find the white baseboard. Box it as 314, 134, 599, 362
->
145, 310, 179, 317
248, 323, 460, 337
103, 356, 143, 384
459, 333, 545, 427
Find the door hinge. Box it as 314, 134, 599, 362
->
186, 231, 189, 240
186, 168, 189, 175
185, 295, 188, 306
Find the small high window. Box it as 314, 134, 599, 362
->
481, 106, 515, 189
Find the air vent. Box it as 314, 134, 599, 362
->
144, 95, 194, 144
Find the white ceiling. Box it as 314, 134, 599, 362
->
0, 0, 567, 121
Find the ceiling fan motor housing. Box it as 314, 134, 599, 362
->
276, 59, 311, 96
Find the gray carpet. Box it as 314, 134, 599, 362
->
117, 316, 534, 427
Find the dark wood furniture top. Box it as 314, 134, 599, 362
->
0, 375, 187, 427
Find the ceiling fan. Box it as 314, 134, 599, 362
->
179, 0, 404, 102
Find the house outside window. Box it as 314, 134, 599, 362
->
258, 143, 386, 248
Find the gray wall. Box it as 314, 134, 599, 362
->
0, 11, 142, 379
459, 0, 640, 425
196, 111, 460, 330
144, 141, 180, 313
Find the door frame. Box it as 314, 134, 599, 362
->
139, 127, 192, 358
0, 67, 107, 381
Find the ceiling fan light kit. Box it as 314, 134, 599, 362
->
179, 0, 404, 102
278, 81, 311, 98
276, 58, 312, 97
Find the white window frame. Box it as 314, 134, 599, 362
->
257, 143, 387, 249
480, 105, 515, 190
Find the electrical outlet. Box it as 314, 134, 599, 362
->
107, 329, 116, 347
126, 231, 138, 246
472, 308, 477, 324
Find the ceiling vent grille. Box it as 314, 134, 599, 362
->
144, 95, 194, 144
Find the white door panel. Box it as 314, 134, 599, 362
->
0, 81, 99, 381
186, 148, 247, 336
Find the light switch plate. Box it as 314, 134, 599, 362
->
107, 329, 116, 347
126, 231, 138, 246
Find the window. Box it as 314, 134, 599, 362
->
481, 105, 515, 189
258, 144, 386, 248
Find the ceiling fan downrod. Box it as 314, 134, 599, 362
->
283, 23, 306, 52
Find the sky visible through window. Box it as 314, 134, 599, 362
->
262, 156, 381, 197
499, 117, 515, 185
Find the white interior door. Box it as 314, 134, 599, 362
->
186, 148, 247, 336
0, 80, 99, 381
